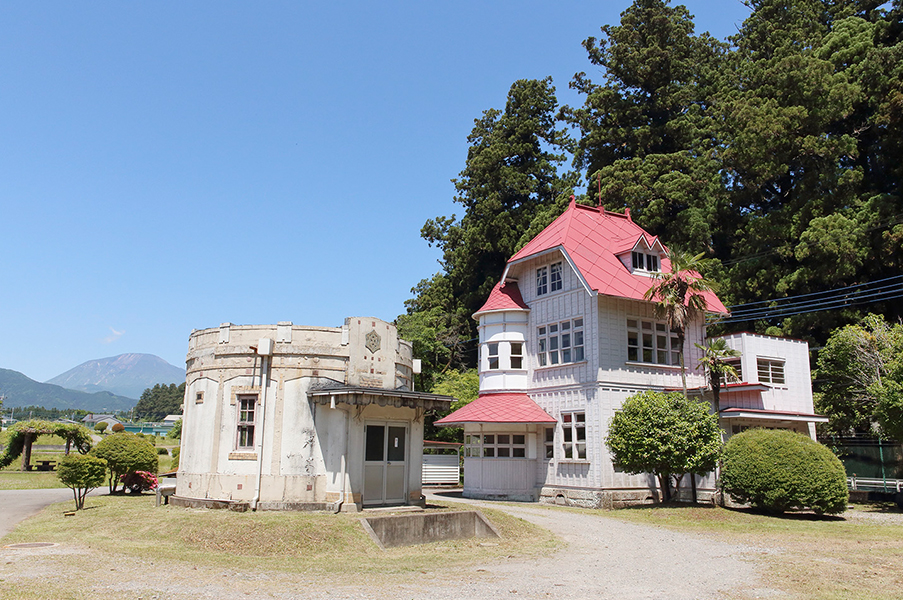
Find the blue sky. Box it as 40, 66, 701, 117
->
0, 1, 750, 383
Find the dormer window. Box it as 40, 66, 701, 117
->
537, 262, 563, 296
632, 251, 659, 273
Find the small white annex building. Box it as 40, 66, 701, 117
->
174, 318, 452, 511
436, 200, 826, 507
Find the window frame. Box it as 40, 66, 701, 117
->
487, 342, 500, 370
631, 251, 660, 273
757, 358, 786, 385
463, 433, 527, 458
510, 342, 524, 370
536, 266, 548, 296
236, 394, 257, 450
550, 261, 563, 292
626, 318, 680, 366
560, 412, 587, 460
537, 318, 585, 367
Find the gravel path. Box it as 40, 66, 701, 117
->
1, 491, 777, 600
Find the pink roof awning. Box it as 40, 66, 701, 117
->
435, 393, 556, 426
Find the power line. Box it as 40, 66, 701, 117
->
725, 278, 903, 318
709, 276, 903, 323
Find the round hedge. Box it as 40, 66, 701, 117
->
720, 429, 848, 514
90, 432, 158, 493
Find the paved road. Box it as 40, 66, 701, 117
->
0, 489, 93, 539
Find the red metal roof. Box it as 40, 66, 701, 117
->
504, 200, 728, 314
434, 393, 556, 426
474, 281, 529, 316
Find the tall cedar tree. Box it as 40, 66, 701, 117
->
419, 78, 575, 369
720, 0, 903, 338
562, 0, 731, 254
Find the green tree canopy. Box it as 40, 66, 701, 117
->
57, 454, 107, 510
134, 382, 185, 421
90, 432, 158, 493
605, 390, 722, 502
815, 313, 903, 438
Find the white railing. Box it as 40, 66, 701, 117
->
847, 476, 903, 493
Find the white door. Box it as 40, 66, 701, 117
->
363, 423, 408, 506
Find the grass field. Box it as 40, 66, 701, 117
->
603, 502, 903, 600
0, 431, 179, 489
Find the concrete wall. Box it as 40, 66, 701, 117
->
177, 319, 425, 510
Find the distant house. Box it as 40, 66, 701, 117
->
81, 414, 122, 428
162, 414, 182, 424
435, 200, 826, 507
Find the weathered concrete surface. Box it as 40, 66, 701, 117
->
361, 510, 499, 548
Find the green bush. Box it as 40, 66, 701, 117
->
57, 454, 107, 510
157, 447, 169, 455
720, 429, 848, 515
94, 422, 108, 433
90, 432, 158, 493
171, 447, 180, 472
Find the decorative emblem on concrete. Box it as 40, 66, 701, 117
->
366, 330, 381, 353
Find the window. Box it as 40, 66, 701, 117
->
195, 391, 204, 404
719, 358, 742, 386
561, 412, 586, 459
626, 319, 679, 365
550, 262, 563, 292
536, 266, 548, 296
236, 394, 257, 449
537, 262, 563, 295
544, 427, 555, 459
537, 318, 585, 366
757, 358, 785, 384
631, 251, 660, 273
510, 342, 524, 369
464, 433, 526, 458
488, 342, 499, 370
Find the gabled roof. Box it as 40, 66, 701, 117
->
474, 281, 529, 317
434, 393, 556, 426
502, 200, 728, 314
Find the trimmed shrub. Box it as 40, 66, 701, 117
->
57, 454, 107, 510
157, 447, 169, 455
171, 447, 180, 472
111, 423, 125, 433
90, 432, 158, 493
720, 429, 848, 515
94, 422, 108, 433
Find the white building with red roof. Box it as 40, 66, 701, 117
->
436, 199, 825, 507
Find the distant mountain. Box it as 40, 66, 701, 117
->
46, 353, 185, 400
0, 368, 135, 412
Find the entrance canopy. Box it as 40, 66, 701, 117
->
308, 384, 453, 411
435, 393, 556, 426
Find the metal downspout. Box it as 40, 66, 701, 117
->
251, 353, 270, 511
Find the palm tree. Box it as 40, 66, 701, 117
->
695, 338, 741, 415
643, 249, 713, 397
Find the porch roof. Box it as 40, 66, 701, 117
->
308, 385, 453, 411
434, 392, 556, 426
719, 407, 828, 423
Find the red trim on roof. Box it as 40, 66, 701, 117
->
434, 393, 556, 426
474, 281, 529, 316
504, 202, 728, 314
